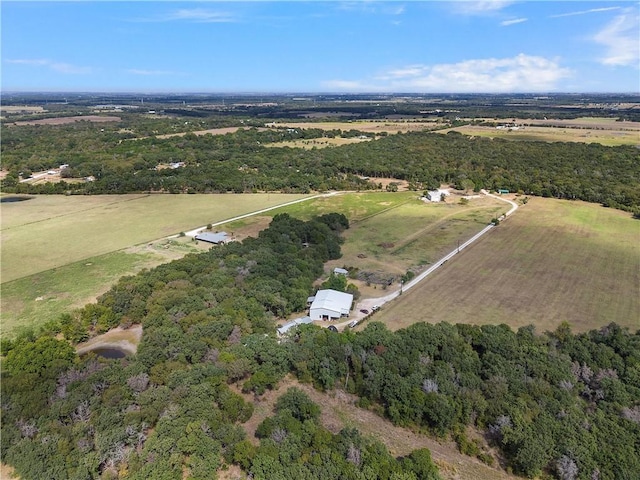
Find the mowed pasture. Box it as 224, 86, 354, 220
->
1, 194, 310, 335
1, 193, 309, 283
441, 117, 640, 146
373, 197, 640, 333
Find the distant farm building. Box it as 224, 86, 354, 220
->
425, 189, 450, 202
333, 267, 349, 276
309, 289, 353, 321
277, 316, 313, 336
195, 231, 229, 245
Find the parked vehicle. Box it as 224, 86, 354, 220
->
359, 309, 369, 314
372, 305, 381, 312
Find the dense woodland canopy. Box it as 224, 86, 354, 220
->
2, 213, 639, 479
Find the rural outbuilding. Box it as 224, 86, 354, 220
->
195, 231, 228, 244
333, 267, 349, 276
309, 289, 353, 321
426, 189, 450, 202
277, 316, 313, 336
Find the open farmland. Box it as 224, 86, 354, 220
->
1, 193, 309, 282
11, 115, 121, 126
372, 197, 640, 333
226, 191, 509, 299
0, 193, 309, 335
266, 119, 441, 134
441, 117, 640, 146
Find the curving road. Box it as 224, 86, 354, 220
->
335, 191, 519, 330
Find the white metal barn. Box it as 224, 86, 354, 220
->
426, 189, 450, 202
309, 289, 353, 321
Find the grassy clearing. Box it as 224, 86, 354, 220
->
1, 235, 217, 337
1, 249, 159, 336
373, 197, 640, 333
264, 136, 372, 149
1, 193, 309, 283
440, 124, 640, 146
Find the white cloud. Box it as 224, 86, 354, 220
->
6, 58, 50, 66
5, 58, 91, 74
323, 54, 573, 93
135, 8, 236, 23
451, 1, 514, 15
593, 9, 640, 67
501, 17, 527, 26
550, 7, 621, 18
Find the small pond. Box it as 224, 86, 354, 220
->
83, 347, 129, 359
1, 196, 33, 203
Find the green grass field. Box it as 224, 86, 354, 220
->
372, 197, 640, 333
1, 193, 309, 283
440, 124, 640, 146
1, 193, 309, 337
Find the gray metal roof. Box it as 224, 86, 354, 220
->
195, 231, 228, 244
277, 316, 313, 335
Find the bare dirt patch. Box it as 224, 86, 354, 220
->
12, 115, 121, 126
0, 463, 18, 480
75, 324, 143, 355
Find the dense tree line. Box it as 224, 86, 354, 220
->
3, 124, 638, 213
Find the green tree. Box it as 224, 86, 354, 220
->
5, 337, 76, 377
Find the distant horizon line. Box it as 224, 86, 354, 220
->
3, 90, 639, 97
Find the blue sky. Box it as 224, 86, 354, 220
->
2, 1, 639, 93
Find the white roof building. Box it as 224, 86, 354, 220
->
426, 189, 450, 202
333, 267, 349, 276
309, 289, 353, 321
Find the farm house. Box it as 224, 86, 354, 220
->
309, 289, 353, 321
